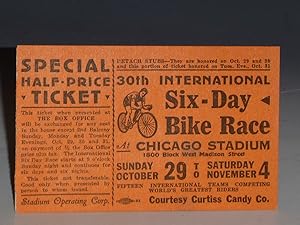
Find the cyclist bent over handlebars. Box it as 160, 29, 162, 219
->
123, 88, 152, 129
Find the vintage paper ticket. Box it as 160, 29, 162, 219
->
16, 46, 279, 212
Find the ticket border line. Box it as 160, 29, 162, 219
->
112, 58, 115, 206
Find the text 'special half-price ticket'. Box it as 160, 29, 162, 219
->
15, 46, 280, 212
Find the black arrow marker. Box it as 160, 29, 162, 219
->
261, 96, 270, 105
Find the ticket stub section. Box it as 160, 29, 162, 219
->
16, 46, 279, 212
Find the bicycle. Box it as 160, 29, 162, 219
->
118, 107, 158, 138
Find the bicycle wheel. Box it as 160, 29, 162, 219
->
118, 112, 128, 133
138, 112, 158, 138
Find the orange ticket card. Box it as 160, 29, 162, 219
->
15, 46, 280, 212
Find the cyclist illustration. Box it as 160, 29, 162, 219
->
118, 88, 158, 138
